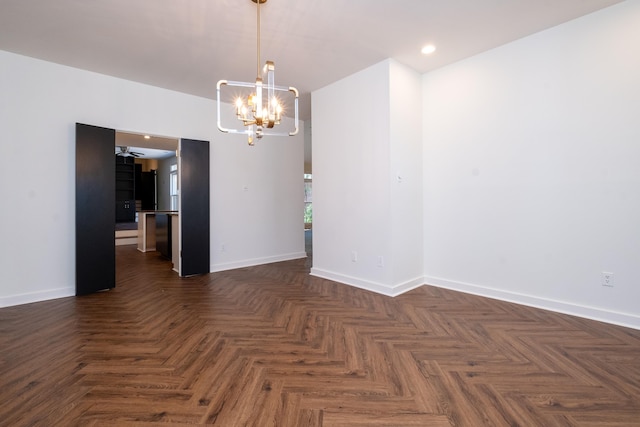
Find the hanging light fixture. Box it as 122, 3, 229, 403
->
217, 0, 299, 146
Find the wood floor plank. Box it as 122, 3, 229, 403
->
1, 245, 639, 426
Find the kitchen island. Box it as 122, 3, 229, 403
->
137, 211, 179, 272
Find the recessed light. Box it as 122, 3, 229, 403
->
421, 44, 436, 55
144, 135, 151, 139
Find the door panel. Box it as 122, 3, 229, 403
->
76, 123, 116, 295
179, 139, 210, 276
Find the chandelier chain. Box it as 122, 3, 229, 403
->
256, 0, 261, 78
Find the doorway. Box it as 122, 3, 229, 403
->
75, 123, 211, 296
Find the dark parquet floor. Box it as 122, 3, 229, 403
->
1, 244, 639, 426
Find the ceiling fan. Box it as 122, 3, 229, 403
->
116, 146, 144, 158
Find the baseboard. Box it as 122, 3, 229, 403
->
0, 287, 75, 308
309, 268, 423, 297
306, 269, 640, 330
211, 252, 308, 273
424, 275, 640, 331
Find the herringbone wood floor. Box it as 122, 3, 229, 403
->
1, 246, 639, 426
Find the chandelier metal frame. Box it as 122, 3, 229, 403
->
216, 0, 299, 145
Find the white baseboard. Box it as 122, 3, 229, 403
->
0, 287, 75, 308
307, 269, 640, 330
211, 252, 308, 273
4, 268, 635, 331
309, 268, 423, 297
424, 275, 640, 331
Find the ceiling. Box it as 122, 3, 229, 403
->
0, 0, 622, 120
116, 131, 178, 159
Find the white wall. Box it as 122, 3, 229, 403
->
312, 60, 391, 293
209, 129, 306, 271
304, 119, 312, 174
389, 61, 423, 290
0, 50, 305, 307
311, 59, 423, 295
422, 0, 640, 329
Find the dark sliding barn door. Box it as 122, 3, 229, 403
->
76, 123, 116, 295
179, 138, 210, 276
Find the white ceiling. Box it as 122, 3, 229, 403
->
116, 131, 178, 159
0, 0, 623, 120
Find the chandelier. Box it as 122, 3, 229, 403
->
216, 0, 299, 146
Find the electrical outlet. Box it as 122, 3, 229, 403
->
377, 256, 384, 267
351, 251, 358, 262
221, 243, 226, 252
601, 271, 614, 287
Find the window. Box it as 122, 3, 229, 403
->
304, 174, 312, 226
170, 164, 178, 211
